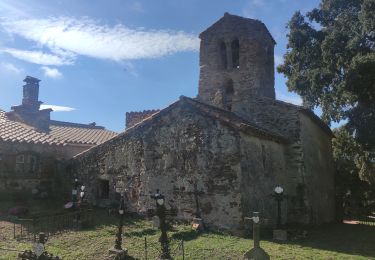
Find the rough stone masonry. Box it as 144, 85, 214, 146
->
71, 13, 335, 231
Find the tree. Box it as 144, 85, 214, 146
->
332, 127, 374, 216
278, 0, 375, 151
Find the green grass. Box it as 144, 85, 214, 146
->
0, 202, 375, 259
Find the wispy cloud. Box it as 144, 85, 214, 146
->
2, 48, 74, 66
0, 61, 22, 74
40, 104, 75, 112
41, 66, 62, 79
0, 17, 199, 65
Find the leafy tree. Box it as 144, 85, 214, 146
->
332, 127, 374, 216
278, 0, 375, 151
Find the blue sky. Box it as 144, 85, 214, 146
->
0, 0, 322, 132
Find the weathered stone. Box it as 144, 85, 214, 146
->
71, 13, 335, 230
273, 229, 287, 241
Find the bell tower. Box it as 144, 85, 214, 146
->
197, 13, 276, 112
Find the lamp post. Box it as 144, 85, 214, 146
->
109, 178, 128, 258
114, 193, 125, 250
79, 185, 85, 203
151, 189, 171, 260
273, 185, 284, 229
72, 178, 79, 209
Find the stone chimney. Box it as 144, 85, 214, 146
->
21, 76, 42, 111
6, 76, 52, 131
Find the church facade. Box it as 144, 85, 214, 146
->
72, 13, 335, 229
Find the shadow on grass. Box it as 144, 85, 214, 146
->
126, 228, 157, 237
275, 223, 375, 258
171, 229, 204, 241
88, 210, 146, 230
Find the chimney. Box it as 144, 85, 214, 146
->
22, 76, 42, 111
6, 76, 52, 131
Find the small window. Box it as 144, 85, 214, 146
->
15, 155, 25, 173
28, 155, 37, 173
231, 39, 240, 69
219, 41, 228, 69
16, 154, 25, 163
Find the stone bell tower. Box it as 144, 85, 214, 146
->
197, 13, 276, 112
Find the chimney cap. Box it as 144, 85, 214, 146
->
24, 76, 41, 84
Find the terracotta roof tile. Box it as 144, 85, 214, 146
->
0, 110, 117, 146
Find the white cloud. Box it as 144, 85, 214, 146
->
0, 61, 22, 74
0, 17, 199, 63
40, 104, 75, 112
2, 48, 74, 66
277, 93, 303, 106
41, 66, 62, 79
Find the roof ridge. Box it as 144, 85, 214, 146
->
258, 96, 333, 137
49, 120, 106, 129
180, 96, 287, 141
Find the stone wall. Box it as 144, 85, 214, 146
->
125, 110, 160, 129
0, 141, 89, 195
73, 102, 287, 229
299, 113, 335, 224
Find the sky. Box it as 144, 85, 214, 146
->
0, 0, 323, 132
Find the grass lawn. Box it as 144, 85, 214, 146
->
0, 201, 374, 259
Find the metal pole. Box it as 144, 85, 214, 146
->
277, 197, 281, 228
144, 236, 148, 260
182, 240, 185, 260
253, 213, 260, 249
158, 202, 171, 259
114, 193, 125, 250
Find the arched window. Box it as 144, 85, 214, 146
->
219, 41, 228, 69
224, 79, 234, 111
231, 39, 240, 69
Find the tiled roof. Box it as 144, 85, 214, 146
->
49, 120, 117, 145
0, 109, 117, 146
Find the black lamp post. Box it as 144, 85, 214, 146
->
151, 190, 171, 259
114, 193, 125, 250
109, 179, 128, 257
72, 178, 79, 209
78, 185, 86, 207
273, 185, 284, 229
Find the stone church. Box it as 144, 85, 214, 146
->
72, 13, 335, 229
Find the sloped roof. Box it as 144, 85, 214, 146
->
49, 120, 117, 145
74, 96, 288, 159
199, 12, 276, 44
257, 97, 334, 138
0, 109, 117, 146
